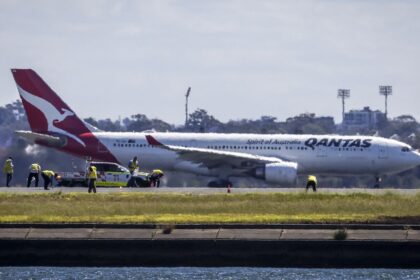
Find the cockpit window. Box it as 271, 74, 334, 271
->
401, 147, 410, 152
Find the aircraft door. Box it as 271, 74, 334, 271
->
378, 144, 388, 159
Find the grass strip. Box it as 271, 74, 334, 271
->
0, 191, 419, 224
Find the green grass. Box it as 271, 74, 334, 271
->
0, 191, 419, 224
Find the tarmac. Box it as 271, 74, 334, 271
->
1, 186, 420, 194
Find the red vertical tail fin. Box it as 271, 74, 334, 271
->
11, 69, 118, 162
11, 69, 90, 146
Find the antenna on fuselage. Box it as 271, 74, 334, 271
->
185, 87, 191, 128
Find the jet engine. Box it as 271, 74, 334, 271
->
253, 162, 298, 185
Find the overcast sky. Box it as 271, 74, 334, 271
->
1, 0, 419, 125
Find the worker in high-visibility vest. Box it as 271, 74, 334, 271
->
127, 156, 140, 187
306, 175, 317, 192
148, 169, 164, 188
87, 165, 97, 193
128, 156, 139, 175
41, 170, 57, 190
3, 157, 14, 187
27, 163, 41, 188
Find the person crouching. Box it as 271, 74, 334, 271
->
148, 169, 164, 188
41, 170, 58, 190
306, 175, 317, 192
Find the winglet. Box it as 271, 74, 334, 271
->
146, 135, 163, 146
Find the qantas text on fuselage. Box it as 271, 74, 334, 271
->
11, 69, 420, 186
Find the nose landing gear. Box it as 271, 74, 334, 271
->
374, 176, 381, 188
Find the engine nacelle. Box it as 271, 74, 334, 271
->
254, 162, 298, 185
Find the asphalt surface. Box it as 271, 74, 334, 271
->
0, 186, 419, 194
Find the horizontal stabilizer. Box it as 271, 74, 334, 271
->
14, 130, 66, 147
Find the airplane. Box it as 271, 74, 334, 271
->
11, 69, 420, 187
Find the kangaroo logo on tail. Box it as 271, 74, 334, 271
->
17, 85, 86, 147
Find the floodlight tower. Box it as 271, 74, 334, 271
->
379, 85, 392, 118
185, 87, 191, 127
337, 89, 350, 122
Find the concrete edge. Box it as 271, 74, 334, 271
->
0, 223, 419, 230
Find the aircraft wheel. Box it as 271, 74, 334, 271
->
373, 176, 381, 188
207, 179, 233, 188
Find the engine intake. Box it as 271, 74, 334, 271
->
254, 162, 298, 185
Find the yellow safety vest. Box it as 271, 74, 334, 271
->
152, 169, 164, 175
3, 159, 13, 174
42, 170, 55, 178
128, 160, 139, 172
307, 175, 317, 185
88, 166, 97, 179
30, 163, 41, 173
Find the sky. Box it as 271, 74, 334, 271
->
0, 0, 419, 125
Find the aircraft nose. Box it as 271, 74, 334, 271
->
415, 150, 420, 166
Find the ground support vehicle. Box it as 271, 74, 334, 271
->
58, 162, 154, 187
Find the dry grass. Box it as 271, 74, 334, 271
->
0, 191, 419, 224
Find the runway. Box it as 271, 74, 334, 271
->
1, 186, 419, 194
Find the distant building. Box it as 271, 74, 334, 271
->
12, 109, 25, 120
342, 107, 385, 131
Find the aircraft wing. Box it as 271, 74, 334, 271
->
146, 135, 285, 169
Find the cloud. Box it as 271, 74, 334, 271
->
1, 0, 419, 124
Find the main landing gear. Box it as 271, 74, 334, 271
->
207, 179, 233, 188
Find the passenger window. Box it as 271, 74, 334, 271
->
107, 164, 121, 172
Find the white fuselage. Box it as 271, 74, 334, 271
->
94, 132, 420, 177
12, 69, 420, 184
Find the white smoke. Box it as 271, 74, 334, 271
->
24, 144, 45, 156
